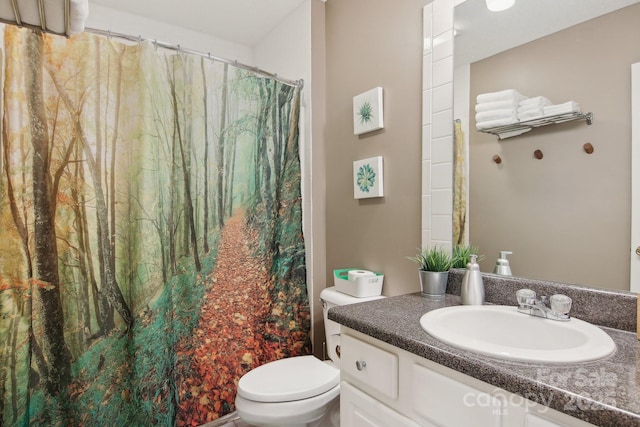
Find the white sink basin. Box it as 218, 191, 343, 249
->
420, 305, 615, 363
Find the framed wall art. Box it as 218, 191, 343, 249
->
353, 156, 384, 199
353, 87, 384, 135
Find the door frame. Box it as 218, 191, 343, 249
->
631, 62, 639, 292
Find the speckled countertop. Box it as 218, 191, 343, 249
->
328, 270, 640, 427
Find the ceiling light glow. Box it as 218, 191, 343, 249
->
485, 0, 515, 12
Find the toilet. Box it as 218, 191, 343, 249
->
235, 286, 384, 427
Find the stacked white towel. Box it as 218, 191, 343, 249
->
0, 0, 89, 35
475, 90, 526, 129
517, 96, 552, 122
543, 101, 581, 117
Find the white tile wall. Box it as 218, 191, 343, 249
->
433, 82, 453, 112
431, 163, 453, 190
422, 124, 432, 162
422, 0, 454, 252
432, 189, 453, 214
432, 0, 454, 36
432, 29, 454, 62
432, 135, 453, 164
422, 89, 432, 128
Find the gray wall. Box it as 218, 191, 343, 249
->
324, 0, 430, 303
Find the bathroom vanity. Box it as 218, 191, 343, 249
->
328, 270, 640, 427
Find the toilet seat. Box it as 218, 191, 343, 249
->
237, 356, 339, 402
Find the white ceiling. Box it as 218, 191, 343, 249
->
88, 0, 639, 57
88, 0, 307, 46
455, 0, 640, 65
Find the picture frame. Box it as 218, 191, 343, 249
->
353, 156, 384, 199
353, 87, 384, 135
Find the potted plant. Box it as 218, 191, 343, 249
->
451, 244, 484, 269
408, 246, 453, 298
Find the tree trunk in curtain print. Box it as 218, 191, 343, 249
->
216, 62, 229, 231
24, 29, 73, 398
201, 57, 211, 254
45, 53, 134, 333
92, 36, 116, 334
166, 55, 201, 272
0, 25, 310, 426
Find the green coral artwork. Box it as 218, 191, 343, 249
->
358, 101, 374, 124
353, 156, 384, 199
357, 163, 376, 192
353, 87, 384, 135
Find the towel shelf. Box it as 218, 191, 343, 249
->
478, 111, 593, 140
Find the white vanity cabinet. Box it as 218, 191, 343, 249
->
340, 333, 421, 426
339, 328, 596, 427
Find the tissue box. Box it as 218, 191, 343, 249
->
333, 268, 384, 297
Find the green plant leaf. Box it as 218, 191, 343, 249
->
407, 246, 453, 272
451, 244, 485, 268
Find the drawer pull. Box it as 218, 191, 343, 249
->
356, 360, 367, 371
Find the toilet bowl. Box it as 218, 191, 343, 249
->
235, 356, 340, 427
235, 286, 384, 427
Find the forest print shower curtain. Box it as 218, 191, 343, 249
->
0, 26, 310, 426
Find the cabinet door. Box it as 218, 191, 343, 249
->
411, 363, 504, 427
341, 381, 424, 427
526, 413, 575, 427
525, 414, 593, 427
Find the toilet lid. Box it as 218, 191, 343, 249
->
237, 356, 340, 403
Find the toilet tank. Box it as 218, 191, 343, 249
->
320, 286, 385, 366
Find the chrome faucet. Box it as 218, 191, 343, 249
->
515, 289, 572, 321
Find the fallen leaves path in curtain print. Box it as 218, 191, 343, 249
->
177, 210, 274, 426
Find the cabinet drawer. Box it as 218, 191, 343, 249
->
341, 333, 399, 400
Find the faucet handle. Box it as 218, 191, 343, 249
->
550, 294, 572, 315
516, 288, 536, 306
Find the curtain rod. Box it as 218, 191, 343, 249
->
85, 27, 304, 89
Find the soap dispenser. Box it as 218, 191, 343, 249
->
492, 251, 512, 276
461, 254, 485, 305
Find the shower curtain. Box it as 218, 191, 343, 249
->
453, 119, 467, 246
0, 26, 310, 426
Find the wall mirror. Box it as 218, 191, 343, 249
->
451, 0, 640, 291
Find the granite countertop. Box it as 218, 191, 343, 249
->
328, 276, 640, 427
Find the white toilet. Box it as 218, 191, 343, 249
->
235, 286, 383, 427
